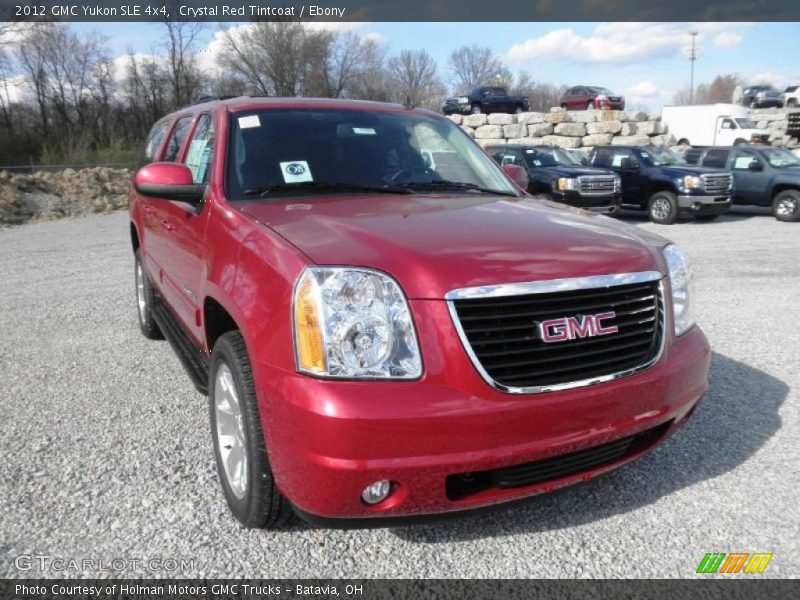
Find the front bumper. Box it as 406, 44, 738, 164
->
555, 190, 622, 214
253, 297, 711, 523
443, 105, 472, 115
677, 194, 732, 214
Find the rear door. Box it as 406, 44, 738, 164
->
594, 147, 641, 205
700, 148, 731, 170
715, 118, 737, 145
730, 149, 770, 205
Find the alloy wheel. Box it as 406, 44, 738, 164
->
776, 195, 798, 219
214, 363, 249, 500
651, 197, 671, 221
135, 262, 147, 324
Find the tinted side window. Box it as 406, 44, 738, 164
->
140, 121, 170, 166
183, 114, 216, 184
163, 116, 193, 162
683, 149, 704, 165
702, 149, 730, 169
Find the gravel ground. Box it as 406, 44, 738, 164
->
0, 207, 798, 579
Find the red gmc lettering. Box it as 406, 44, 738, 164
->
539, 312, 619, 343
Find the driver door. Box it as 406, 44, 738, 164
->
730, 149, 769, 205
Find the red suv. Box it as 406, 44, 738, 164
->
560, 86, 626, 111
129, 96, 709, 527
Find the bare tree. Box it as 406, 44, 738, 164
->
162, 20, 206, 106
673, 74, 743, 105
447, 45, 509, 92
387, 49, 444, 110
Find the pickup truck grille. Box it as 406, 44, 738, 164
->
578, 176, 618, 196
787, 112, 800, 137
443, 98, 462, 108
449, 275, 664, 392
701, 173, 733, 195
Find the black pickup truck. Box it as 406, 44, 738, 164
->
442, 86, 529, 115
487, 144, 621, 214
686, 145, 800, 222
588, 145, 733, 224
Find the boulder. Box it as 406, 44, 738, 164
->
460, 126, 476, 138
475, 138, 505, 148
474, 125, 505, 139
636, 121, 658, 135
621, 111, 648, 122
620, 122, 637, 136
582, 134, 613, 146
586, 121, 622, 135
462, 113, 487, 127
542, 135, 582, 148
517, 112, 547, 125
447, 114, 463, 125
611, 135, 651, 146
545, 112, 572, 124
503, 123, 527, 139
569, 110, 598, 123
487, 113, 515, 125
554, 122, 587, 137
649, 134, 677, 146
528, 123, 554, 137
507, 137, 546, 146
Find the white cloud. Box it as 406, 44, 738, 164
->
713, 31, 743, 50
505, 22, 749, 66
622, 81, 660, 97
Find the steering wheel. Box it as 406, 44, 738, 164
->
386, 166, 437, 185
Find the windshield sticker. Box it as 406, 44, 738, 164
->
238, 115, 260, 129
641, 151, 650, 158
533, 160, 542, 166
280, 160, 313, 184
185, 139, 210, 183
352, 127, 377, 135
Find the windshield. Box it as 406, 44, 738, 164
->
523, 147, 581, 167
226, 108, 517, 200
735, 118, 758, 129
762, 148, 800, 168
637, 147, 686, 166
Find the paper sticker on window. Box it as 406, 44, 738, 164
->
352, 127, 376, 135
185, 139, 209, 183
238, 115, 260, 129
280, 160, 313, 184
533, 160, 542, 166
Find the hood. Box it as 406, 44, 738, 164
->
239, 195, 668, 299
534, 165, 616, 178
655, 164, 717, 178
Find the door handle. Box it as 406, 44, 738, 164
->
160, 219, 176, 232
142, 205, 154, 215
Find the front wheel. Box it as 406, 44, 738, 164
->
514, 105, 523, 114
772, 190, 800, 222
788, 99, 798, 108
134, 250, 163, 340
648, 191, 680, 224
734, 138, 748, 146
471, 104, 482, 114
210, 331, 294, 528
587, 101, 595, 110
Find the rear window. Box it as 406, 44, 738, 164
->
702, 149, 731, 169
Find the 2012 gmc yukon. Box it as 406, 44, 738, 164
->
129, 97, 710, 528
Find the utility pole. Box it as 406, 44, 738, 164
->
688, 31, 699, 104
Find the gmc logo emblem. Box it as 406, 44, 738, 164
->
538, 312, 618, 343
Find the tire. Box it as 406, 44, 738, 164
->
560, 104, 567, 110
788, 99, 798, 108
210, 331, 294, 528
587, 101, 595, 110
514, 105, 523, 114
471, 104, 482, 114
134, 249, 163, 340
647, 191, 680, 224
694, 214, 720, 222
734, 138, 747, 146
772, 190, 800, 222
677, 138, 690, 146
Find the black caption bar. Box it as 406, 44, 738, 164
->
3, 0, 800, 22
2, 579, 799, 600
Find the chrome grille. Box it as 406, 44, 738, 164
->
448, 272, 665, 393
578, 176, 618, 196
701, 173, 732, 195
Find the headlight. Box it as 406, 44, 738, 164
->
458, 96, 469, 104
663, 244, 695, 336
557, 177, 578, 191
613, 175, 621, 191
681, 175, 703, 190
293, 267, 422, 379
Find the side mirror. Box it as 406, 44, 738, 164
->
503, 164, 529, 190
620, 158, 639, 170
134, 162, 206, 205
748, 160, 764, 171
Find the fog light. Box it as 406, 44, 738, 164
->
361, 480, 392, 505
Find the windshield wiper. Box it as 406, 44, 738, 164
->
244, 181, 412, 197
395, 180, 518, 197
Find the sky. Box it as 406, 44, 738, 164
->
47, 21, 800, 111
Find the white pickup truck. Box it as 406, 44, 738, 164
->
661, 104, 770, 147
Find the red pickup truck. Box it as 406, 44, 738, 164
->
129, 97, 710, 528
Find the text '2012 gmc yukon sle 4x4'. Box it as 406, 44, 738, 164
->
130, 97, 710, 528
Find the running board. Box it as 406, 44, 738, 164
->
152, 301, 210, 395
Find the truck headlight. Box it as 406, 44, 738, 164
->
293, 267, 422, 379
458, 96, 469, 104
557, 177, 578, 191
663, 244, 694, 336
681, 175, 703, 191
613, 175, 621, 192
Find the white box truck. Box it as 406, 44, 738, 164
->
661, 104, 770, 147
